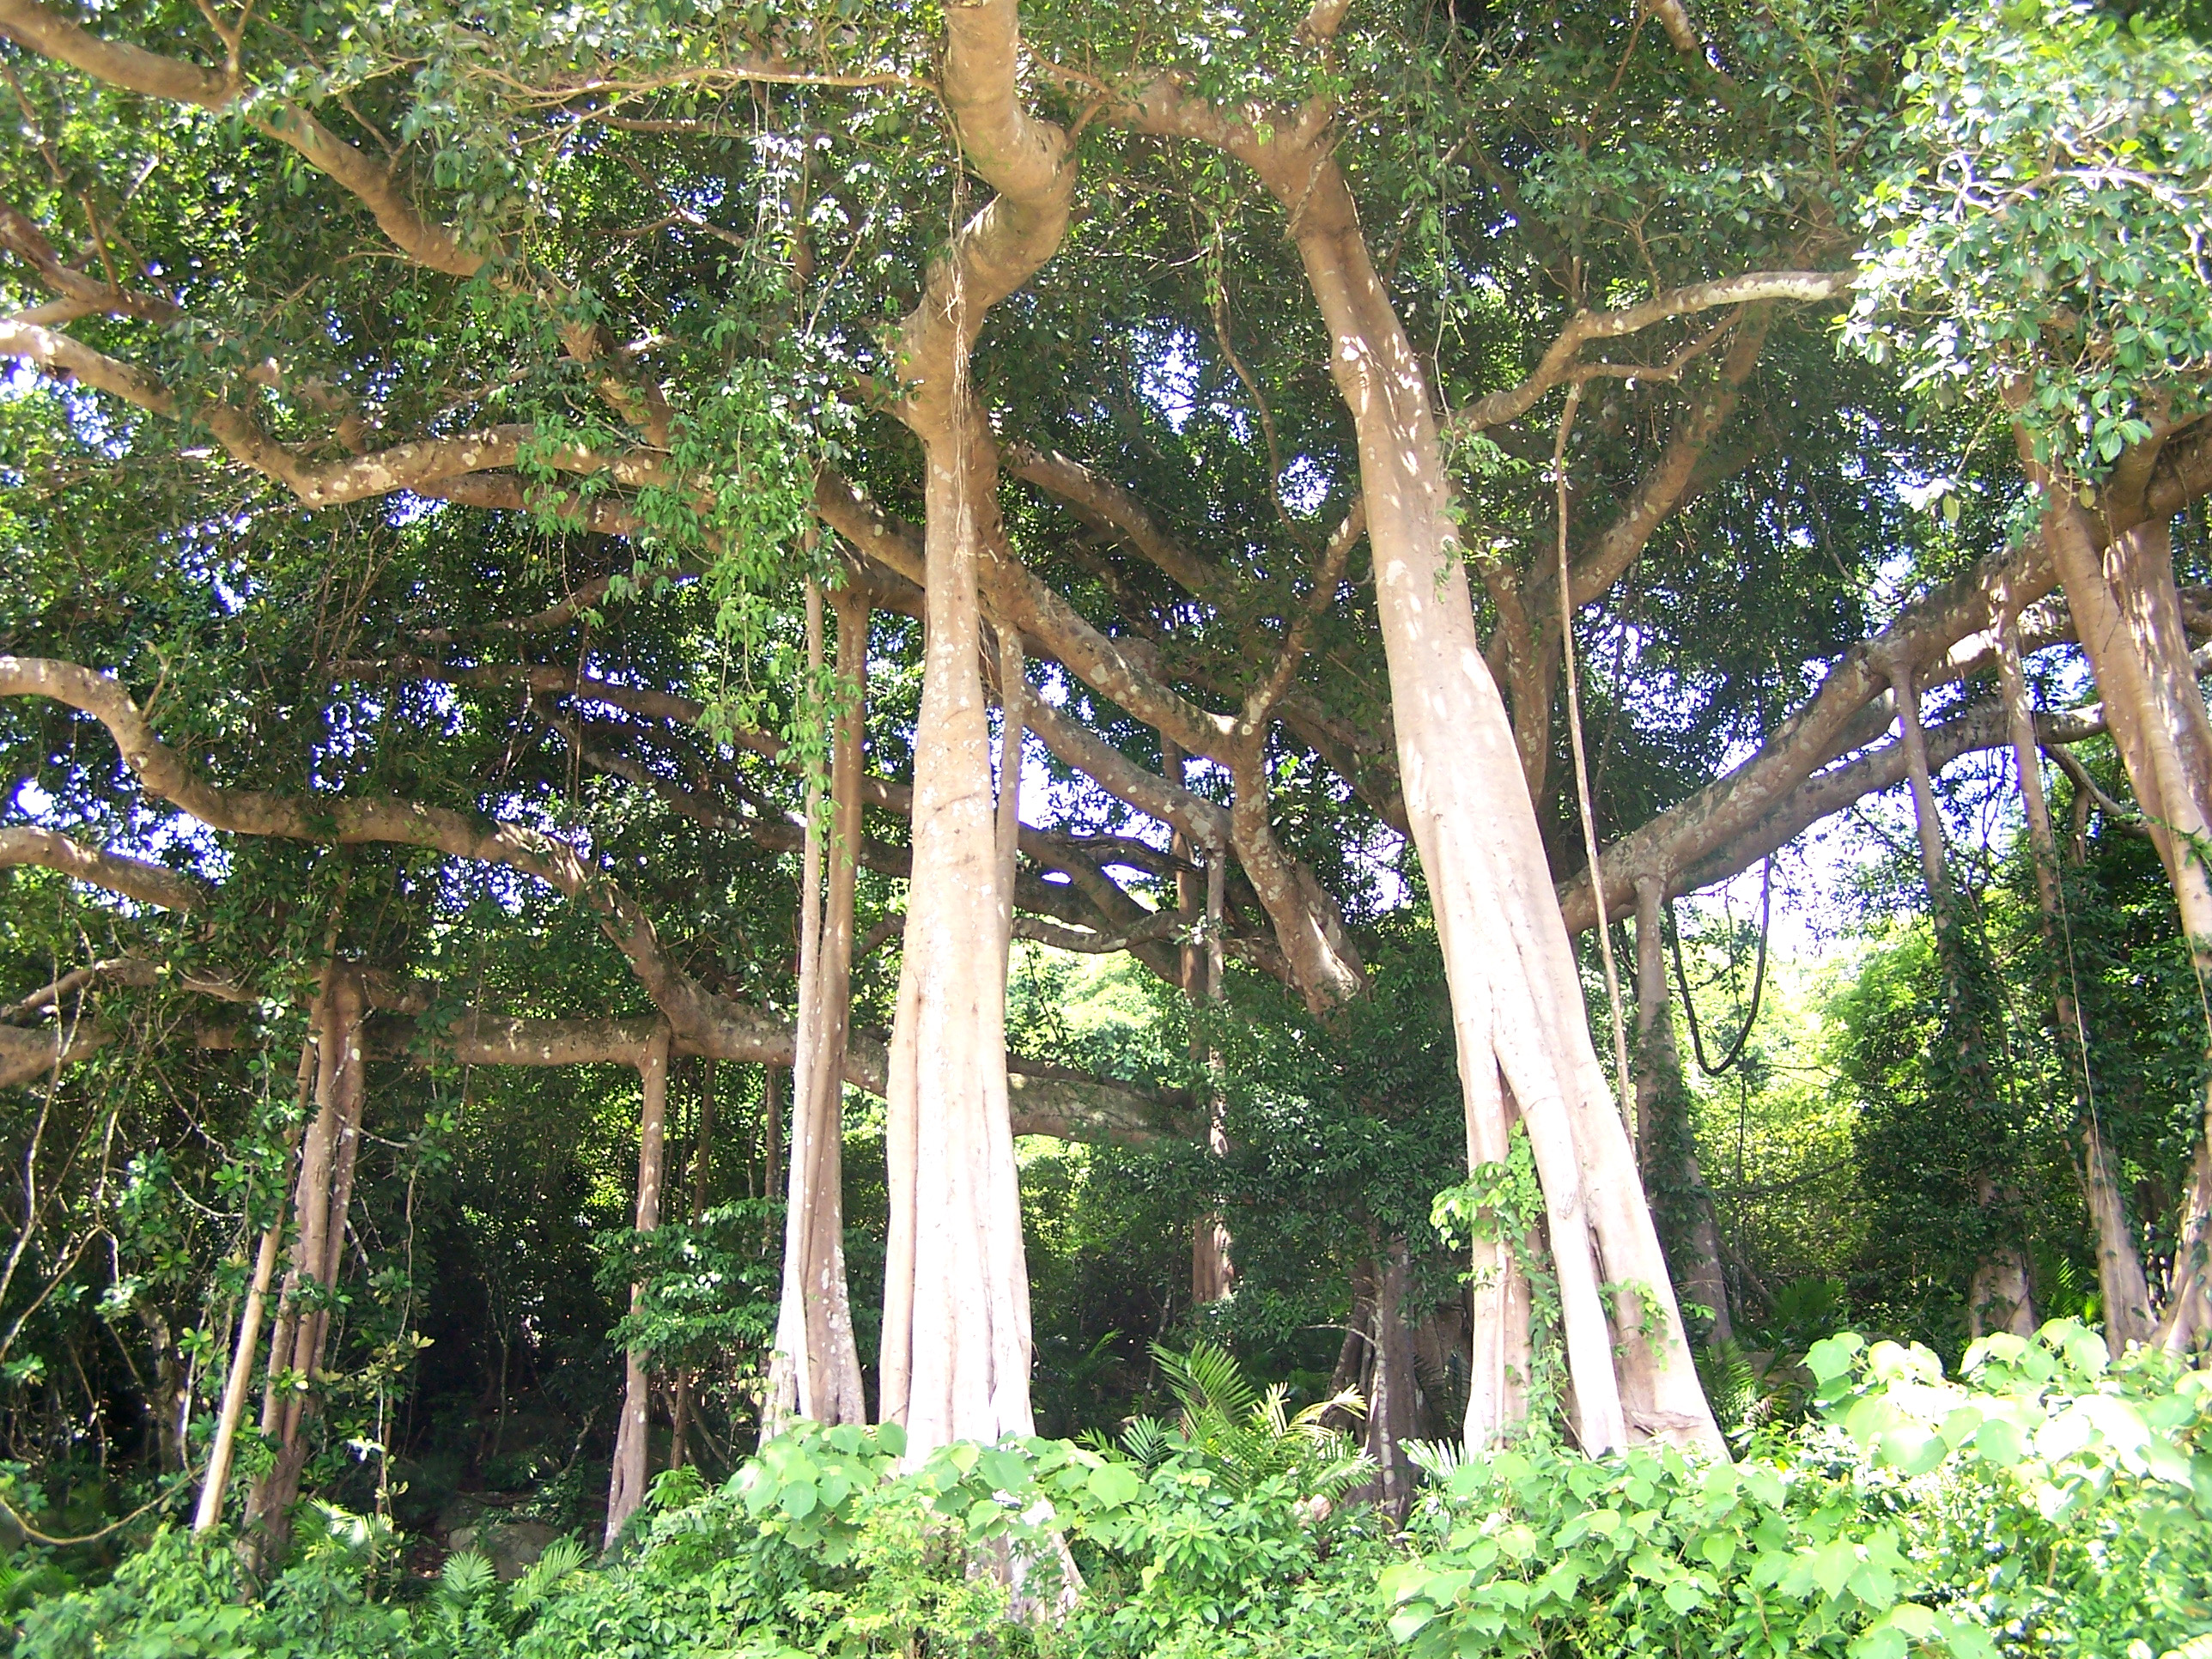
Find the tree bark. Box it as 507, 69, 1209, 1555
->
2039, 492, 2212, 1352
1360, 1237, 1416, 1516
761, 1061, 781, 1239
764, 586, 869, 1434
1995, 604, 2155, 1348
668, 1059, 714, 1472
1633, 878, 1732, 1346
605, 1023, 670, 1549
192, 1038, 314, 1533
1192, 849, 1234, 1305
1892, 667, 2036, 1340
1135, 112, 1717, 1452
245, 964, 368, 1565
878, 0, 1073, 1456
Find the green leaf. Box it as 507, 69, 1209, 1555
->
1086, 1462, 1143, 1509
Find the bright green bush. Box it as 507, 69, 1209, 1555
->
9, 1326, 2209, 1659
1383, 1322, 2212, 1659
13, 1510, 419, 1659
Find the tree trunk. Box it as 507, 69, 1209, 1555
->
244, 965, 367, 1564
669, 1058, 714, 1471
1995, 603, 2155, 1348
1262, 150, 1716, 1455
878, 403, 1038, 1449
193, 1039, 314, 1532
605, 1023, 670, 1549
2040, 496, 2212, 1353
1161, 734, 1233, 1304
876, 0, 1073, 1457
1345, 1247, 1415, 1522
1633, 878, 1732, 1346
1191, 849, 1234, 1305
761, 1061, 781, 1247
1893, 665, 2038, 1339
1360, 1237, 1416, 1516
763, 585, 869, 1433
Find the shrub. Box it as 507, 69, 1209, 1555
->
9, 1326, 2208, 1659
1382, 1321, 2212, 1659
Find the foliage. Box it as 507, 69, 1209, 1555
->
1384, 1320, 2212, 1659
15, 1325, 2212, 1659
1850, 0, 2212, 476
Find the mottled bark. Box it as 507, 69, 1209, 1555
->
1121, 91, 1719, 1451
245, 966, 366, 1564
877, 0, 1073, 1455
1995, 605, 2155, 1348
763, 587, 868, 1433
2039, 492, 2212, 1353
605, 1024, 670, 1549
193, 1040, 313, 1533
1192, 850, 1234, 1305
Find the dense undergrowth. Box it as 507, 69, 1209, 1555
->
9, 1324, 2209, 1659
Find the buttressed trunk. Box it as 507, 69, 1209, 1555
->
1270, 147, 1719, 1455
605, 1023, 670, 1548
765, 584, 869, 1431
246, 963, 367, 1560
2041, 490, 2212, 1353
878, 0, 1073, 1455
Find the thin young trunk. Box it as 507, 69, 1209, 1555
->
245, 965, 367, 1562
1162, 734, 1231, 1303
2038, 495, 2212, 1352
761, 1061, 781, 1248
1995, 605, 2155, 1348
605, 1024, 671, 1549
669, 1059, 715, 1470
1192, 850, 1233, 1304
193, 1040, 313, 1532
1245, 144, 1713, 1453
878, 0, 1072, 1457
764, 586, 869, 1435
1893, 668, 2037, 1339
1633, 879, 1731, 1346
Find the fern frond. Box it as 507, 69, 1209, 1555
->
1403, 1438, 1463, 1481
510, 1535, 587, 1612
441, 1550, 497, 1602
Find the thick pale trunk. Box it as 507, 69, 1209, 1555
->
764, 586, 869, 1433
1995, 606, 2155, 1347
193, 1041, 313, 1532
245, 966, 366, 1561
605, 1024, 670, 1548
1281, 165, 1716, 1455
1893, 668, 2037, 1339
876, 0, 1072, 1454
878, 407, 1036, 1453
1632, 879, 1732, 1346
2040, 503, 2212, 1352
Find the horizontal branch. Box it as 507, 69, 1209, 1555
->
0, 827, 206, 911
1451, 270, 1856, 436
0, 653, 748, 1049
1555, 532, 2057, 932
